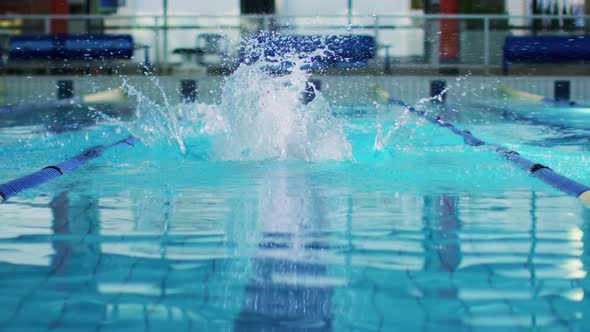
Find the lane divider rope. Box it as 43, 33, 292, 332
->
0, 135, 138, 202
374, 86, 590, 207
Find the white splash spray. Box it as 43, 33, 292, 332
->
124, 33, 352, 162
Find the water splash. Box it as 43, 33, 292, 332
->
372, 97, 418, 154
123, 32, 352, 162
123, 77, 187, 154
211, 61, 351, 161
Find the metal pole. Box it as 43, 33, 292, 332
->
423, 0, 433, 64
163, 0, 168, 63
85, 0, 91, 33
483, 16, 490, 67
347, 0, 352, 25
374, 15, 379, 57
44, 17, 51, 34
154, 16, 160, 65
531, 0, 537, 35
373, 15, 379, 39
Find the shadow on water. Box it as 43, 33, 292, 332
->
233, 166, 333, 331
423, 195, 461, 274
416, 194, 464, 330
48, 192, 105, 328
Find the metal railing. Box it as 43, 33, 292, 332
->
0, 13, 589, 69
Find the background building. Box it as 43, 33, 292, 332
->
0, 0, 588, 71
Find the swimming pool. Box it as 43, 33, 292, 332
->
1, 64, 590, 331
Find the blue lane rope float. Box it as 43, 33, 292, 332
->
0, 135, 138, 202
373, 86, 590, 207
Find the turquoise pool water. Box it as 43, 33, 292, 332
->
0, 93, 589, 331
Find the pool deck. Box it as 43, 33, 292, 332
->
1, 74, 590, 107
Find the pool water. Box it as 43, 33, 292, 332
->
1, 40, 590, 330
1, 90, 590, 331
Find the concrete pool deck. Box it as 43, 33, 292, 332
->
1, 75, 590, 107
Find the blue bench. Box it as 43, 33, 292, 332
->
241, 34, 376, 70
9, 34, 134, 60
3, 34, 148, 74
503, 35, 590, 74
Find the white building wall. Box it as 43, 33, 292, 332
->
275, 0, 348, 15
112, 0, 568, 63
